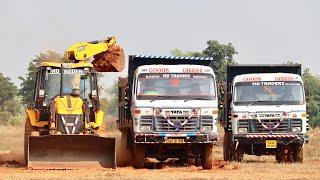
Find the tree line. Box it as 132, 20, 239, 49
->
0, 41, 319, 127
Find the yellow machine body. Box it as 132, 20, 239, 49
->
25, 61, 116, 169
65, 36, 116, 61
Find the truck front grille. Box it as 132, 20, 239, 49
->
200, 116, 214, 126
140, 116, 153, 126
155, 116, 199, 132
238, 119, 302, 133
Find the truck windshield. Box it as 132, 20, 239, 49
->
234, 81, 304, 105
137, 73, 216, 100
44, 68, 91, 102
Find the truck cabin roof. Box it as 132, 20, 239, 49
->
227, 64, 302, 85
128, 55, 214, 87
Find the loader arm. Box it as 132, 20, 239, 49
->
66, 37, 116, 61
65, 36, 124, 72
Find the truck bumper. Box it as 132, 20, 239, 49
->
134, 132, 218, 144
233, 134, 308, 145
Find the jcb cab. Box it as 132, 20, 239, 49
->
25, 61, 115, 169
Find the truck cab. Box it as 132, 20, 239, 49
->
221, 65, 308, 163
132, 64, 218, 136
118, 55, 218, 169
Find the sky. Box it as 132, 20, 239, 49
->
0, 0, 319, 90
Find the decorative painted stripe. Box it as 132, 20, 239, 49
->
135, 141, 211, 144
246, 134, 297, 138
135, 106, 218, 109
234, 110, 305, 113
134, 55, 213, 61
139, 132, 203, 137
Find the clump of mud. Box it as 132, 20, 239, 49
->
92, 45, 125, 72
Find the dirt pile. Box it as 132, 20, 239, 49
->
0, 151, 23, 167
92, 44, 125, 72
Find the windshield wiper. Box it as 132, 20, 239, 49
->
247, 100, 270, 107
184, 97, 212, 102
150, 96, 171, 102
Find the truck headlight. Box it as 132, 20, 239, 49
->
202, 126, 212, 132
292, 127, 301, 133
238, 128, 247, 133
141, 125, 152, 132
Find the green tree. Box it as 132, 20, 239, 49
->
302, 68, 320, 127
0, 73, 17, 107
0, 73, 22, 125
104, 81, 118, 117
19, 51, 67, 105
171, 40, 238, 82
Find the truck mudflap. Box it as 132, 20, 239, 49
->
28, 135, 116, 169
134, 132, 218, 144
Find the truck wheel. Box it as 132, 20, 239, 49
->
232, 144, 244, 162
133, 144, 145, 168
24, 117, 35, 165
223, 131, 232, 161
276, 147, 290, 163
293, 145, 303, 163
275, 153, 281, 163
117, 130, 132, 166
201, 144, 213, 169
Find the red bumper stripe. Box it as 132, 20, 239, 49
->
246, 134, 297, 138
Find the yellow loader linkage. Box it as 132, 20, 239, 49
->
65, 36, 124, 72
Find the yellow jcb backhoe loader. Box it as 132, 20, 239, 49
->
24, 37, 124, 169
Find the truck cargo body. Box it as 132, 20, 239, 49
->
220, 64, 308, 162
118, 55, 218, 169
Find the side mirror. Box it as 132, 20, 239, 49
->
305, 96, 310, 103
92, 90, 97, 97
125, 88, 131, 99
39, 89, 45, 98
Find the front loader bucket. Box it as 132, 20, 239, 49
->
28, 135, 116, 169
92, 44, 125, 72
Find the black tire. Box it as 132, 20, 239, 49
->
201, 144, 213, 169
24, 117, 34, 165
276, 147, 290, 163
231, 144, 244, 162
223, 130, 232, 161
133, 144, 145, 168
117, 130, 132, 166
275, 153, 280, 163
293, 145, 303, 163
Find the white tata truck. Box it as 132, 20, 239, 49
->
118, 55, 218, 169
220, 65, 308, 162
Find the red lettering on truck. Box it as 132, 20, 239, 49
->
275, 76, 295, 81
242, 77, 261, 81
149, 68, 169, 73
182, 68, 203, 73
